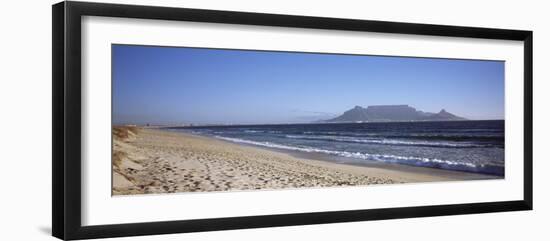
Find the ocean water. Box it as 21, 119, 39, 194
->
167, 120, 504, 176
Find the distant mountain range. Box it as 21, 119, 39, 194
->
324, 105, 466, 123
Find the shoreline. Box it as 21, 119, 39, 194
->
169, 128, 501, 180
270, 147, 499, 180
213, 137, 499, 182
113, 127, 500, 195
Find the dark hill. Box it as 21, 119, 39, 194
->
326, 105, 465, 122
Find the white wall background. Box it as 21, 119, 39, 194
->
0, 0, 547, 240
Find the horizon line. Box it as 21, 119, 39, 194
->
114, 119, 506, 128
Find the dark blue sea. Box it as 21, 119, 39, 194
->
167, 120, 504, 176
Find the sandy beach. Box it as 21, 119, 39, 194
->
112, 127, 496, 195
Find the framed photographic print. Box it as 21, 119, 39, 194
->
52, 1, 533, 240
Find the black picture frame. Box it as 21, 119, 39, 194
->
52, 1, 533, 240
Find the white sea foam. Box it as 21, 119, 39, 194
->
284, 135, 490, 148
243, 130, 263, 133
214, 136, 485, 172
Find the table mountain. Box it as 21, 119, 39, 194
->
325, 105, 466, 122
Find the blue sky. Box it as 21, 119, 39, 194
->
112, 44, 504, 125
